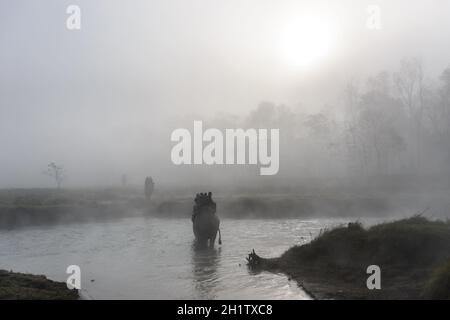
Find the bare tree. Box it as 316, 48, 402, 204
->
343, 80, 369, 176
343, 72, 406, 177
394, 58, 426, 170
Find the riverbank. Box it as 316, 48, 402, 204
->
0, 270, 79, 300
247, 216, 450, 299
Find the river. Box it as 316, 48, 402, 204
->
0, 216, 361, 299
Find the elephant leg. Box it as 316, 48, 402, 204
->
209, 231, 217, 248
196, 237, 208, 248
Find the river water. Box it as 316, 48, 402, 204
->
0, 216, 358, 299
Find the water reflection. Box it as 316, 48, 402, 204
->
191, 241, 222, 299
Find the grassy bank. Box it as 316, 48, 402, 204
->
247, 216, 450, 299
0, 188, 396, 229
0, 270, 79, 300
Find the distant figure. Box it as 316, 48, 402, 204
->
145, 177, 155, 200
192, 192, 221, 247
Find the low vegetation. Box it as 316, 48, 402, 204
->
0, 188, 147, 229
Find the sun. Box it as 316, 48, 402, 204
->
280, 16, 336, 68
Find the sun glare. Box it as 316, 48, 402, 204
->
280, 16, 336, 68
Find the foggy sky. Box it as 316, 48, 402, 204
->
1, 0, 450, 188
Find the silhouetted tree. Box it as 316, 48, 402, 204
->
44, 162, 64, 189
